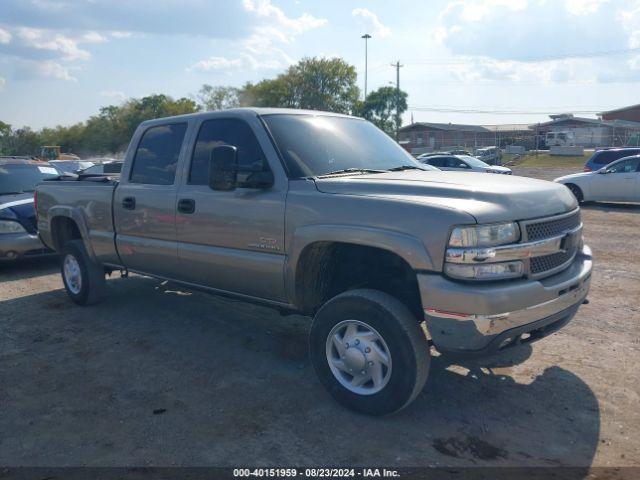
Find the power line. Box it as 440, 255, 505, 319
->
400, 46, 640, 65
409, 106, 604, 115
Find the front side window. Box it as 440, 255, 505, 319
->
130, 123, 187, 185
445, 157, 468, 169
607, 158, 640, 173
459, 155, 490, 168
189, 119, 268, 185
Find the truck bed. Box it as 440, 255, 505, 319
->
37, 175, 121, 265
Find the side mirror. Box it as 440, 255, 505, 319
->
209, 145, 238, 191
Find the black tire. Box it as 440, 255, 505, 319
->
60, 239, 105, 306
309, 289, 430, 415
566, 184, 584, 203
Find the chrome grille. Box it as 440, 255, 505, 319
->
530, 250, 575, 275
526, 211, 581, 241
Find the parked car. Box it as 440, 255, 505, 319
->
420, 154, 512, 174
449, 149, 472, 156
583, 147, 640, 172
49, 160, 95, 175
555, 155, 640, 203
474, 146, 502, 165
79, 160, 123, 175
36, 108, 591, 415
0, 158, 57, 261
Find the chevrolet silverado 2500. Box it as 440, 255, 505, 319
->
36, 108, 592, 415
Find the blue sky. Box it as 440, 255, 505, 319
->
1, 0, 639, 129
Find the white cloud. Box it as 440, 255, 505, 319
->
187, 56, 244, 73
564, 0, 610, 15
189, 0, 326, 73
352, 8, 391, 38
0, 28, 11, 44
438, 0, 527, 25
243, 0, 327, 38
0, 77, 5, 90
82, 31, 108, 43
17, 27, 91, 61
100, 89, 126, 100
109, 31, 133, 39
30, 60, 77, 81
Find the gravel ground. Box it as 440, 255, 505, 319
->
1, 167, 639, 468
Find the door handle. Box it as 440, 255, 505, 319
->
178, 198, 196, 214
122, 196, 136, 210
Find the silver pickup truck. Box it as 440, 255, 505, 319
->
36, 108, 592, 415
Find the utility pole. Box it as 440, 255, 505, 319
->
361, 34, 371, 101
391, 60, 403, 140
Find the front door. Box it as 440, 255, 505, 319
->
591, 157, 640, 201
175, 118, 287, 302
114, 122, 188, 276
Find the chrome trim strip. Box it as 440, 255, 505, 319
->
426, 269, 590, 336
446, 224, 582, 264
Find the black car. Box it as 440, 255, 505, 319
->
0, 158, 58, 261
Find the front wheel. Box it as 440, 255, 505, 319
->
309, 289, 430, 415
566, 184, 584, 203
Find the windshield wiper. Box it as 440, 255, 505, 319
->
386, 165, 426, 172
319, 168, 387, 177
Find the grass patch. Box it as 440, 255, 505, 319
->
505, 152, 591, 169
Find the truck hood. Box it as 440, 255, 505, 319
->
0, 193, 37, 233
314, 170, 577, 223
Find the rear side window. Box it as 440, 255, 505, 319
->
428, 157, 444, 167
130, 123, 187, 185
189, 118, 268, 185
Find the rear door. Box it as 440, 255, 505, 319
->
590, 157, 640, 201
174, 117, 288, 301
114, 122, 189, 276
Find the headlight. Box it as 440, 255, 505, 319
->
449, 222, 520, 248
445, 261, 524, 280
0, 220, 27, 234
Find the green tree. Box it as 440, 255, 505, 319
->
240, 57, 360, 114
359, 86, 408, 136
195, 85, 240, 111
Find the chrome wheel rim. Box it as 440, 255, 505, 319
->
325, 319, 392, 395
63, 254, 82, 295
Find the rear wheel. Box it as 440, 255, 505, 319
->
566, 184, 584, 203
309, 289, 430, 415
61, 240, 105, 305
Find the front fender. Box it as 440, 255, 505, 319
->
285, 224, 435, 304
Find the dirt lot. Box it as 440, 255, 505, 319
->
1, 167, 639, 468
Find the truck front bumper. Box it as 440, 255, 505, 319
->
418, 245, 592, 356
0, 232, 54, 261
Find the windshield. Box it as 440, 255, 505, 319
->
459, 155, 490, 167
262, 114, 427, 177
0, 163, 58, 195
